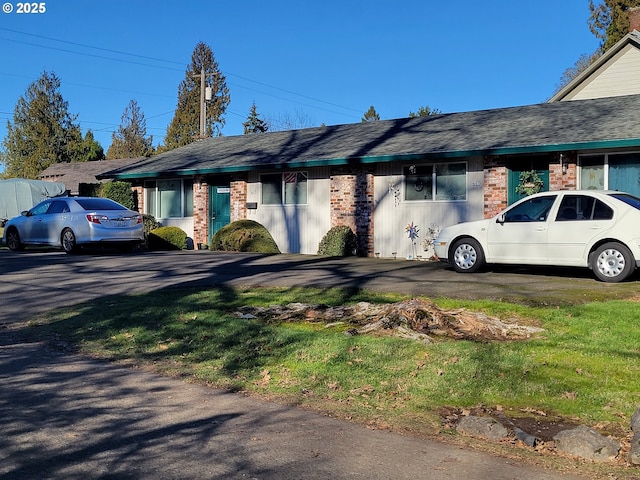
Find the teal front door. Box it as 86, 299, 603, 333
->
208, 186, 231, 239
508, 167, 549, 205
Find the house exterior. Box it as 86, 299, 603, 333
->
550, 7, 640, 102
102, 93, 640, 258
39, 158, 145, 196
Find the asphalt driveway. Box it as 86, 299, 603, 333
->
2, 249, 631, 479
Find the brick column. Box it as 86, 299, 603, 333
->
193, 177, 208, 248
230, 176, 247, 222
549, 154, 577, 191
132, 185, 144, 213
330, 167, 374, 256
483, 157, 508, 217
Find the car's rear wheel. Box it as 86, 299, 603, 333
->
591, 242, 634, 283
451, 238, 485, 273
61, 228, 79, 254
5, 227, 25, 251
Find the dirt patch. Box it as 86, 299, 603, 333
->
236, 298, 543, 343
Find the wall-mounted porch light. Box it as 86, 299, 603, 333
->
560, 153, 568, 175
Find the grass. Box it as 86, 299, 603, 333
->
22, 285, 640, 477
26, 287, 640, 423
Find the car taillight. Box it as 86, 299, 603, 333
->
135, 215, 142, 224
86, 214, 107, 224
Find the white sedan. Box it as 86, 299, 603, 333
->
434, 190, 640, 282
3, 196, 144, 253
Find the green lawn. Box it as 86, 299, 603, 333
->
22, 285, 640, 478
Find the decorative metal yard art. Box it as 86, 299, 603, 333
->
405, 222, 419, 259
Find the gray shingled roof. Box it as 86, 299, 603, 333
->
39, 158, 146, 194
105, 94, 640, 179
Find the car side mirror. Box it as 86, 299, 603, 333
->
21, 210, 29, 216
496, 213, 506, 224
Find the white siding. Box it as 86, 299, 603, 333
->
373, 158, 485, 259
246, 167, 331, 254
562, 45, 640, 100
157, 218, 194, 243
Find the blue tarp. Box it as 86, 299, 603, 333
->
0, 178, 67, 222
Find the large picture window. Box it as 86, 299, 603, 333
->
261, 172, 308, 205
404, 163, 466, 201
144, 179, 193, 218
580, 152, 640, 196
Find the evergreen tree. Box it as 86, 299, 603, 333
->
589, 0, 640, 51
243, 102, 269, 134
65, 128, 105, 162
106, 99, 153, 159
80, 130, 105, 161
362, 105, 380, 122
1, 71, 84, 179
408, 105, 442, 117
163, 42, 230, 150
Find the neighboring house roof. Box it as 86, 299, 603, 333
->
549, 30, 640, 102
39, 158, 146, 194
103, 94, 640, 180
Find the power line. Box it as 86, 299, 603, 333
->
0, 27, 362, 116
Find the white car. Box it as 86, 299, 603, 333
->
3, 196, 144, 253
434, 190, 640, 282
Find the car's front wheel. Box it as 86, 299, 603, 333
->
591, 242, 635, 283
61, 228, 79, 254
5, 227, 25, 251
451, 238, 485, 273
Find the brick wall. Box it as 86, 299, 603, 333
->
549, 156, 577, 191
330, 167, 374, 256
230, 176, 247, 222
193, 178, 208, 247
483, 157, 508, 217
132, 185, 144, 213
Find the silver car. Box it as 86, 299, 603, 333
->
3, 197, 144, 253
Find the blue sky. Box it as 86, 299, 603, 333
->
0, 0, 600, 157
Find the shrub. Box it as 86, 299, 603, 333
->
101, 181, 136, 210
148, 226, 188, 250
210, 220, 280, 254
142, 214, 161, 249
317, 225, 358, 256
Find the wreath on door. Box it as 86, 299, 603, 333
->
515, 170, 544, 196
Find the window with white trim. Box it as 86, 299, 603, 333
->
261, 171, 308, 205
579, 152, 640, 196
404, 162, 467, 201
144, 179, 193, 218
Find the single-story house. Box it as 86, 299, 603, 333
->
99, 10, 640, 258
100, 93, 640, 258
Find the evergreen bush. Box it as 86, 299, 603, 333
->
148, 226, 188, 250
102, 181, 136, 210
210, 220, 280, 253
317, 225, 358, 256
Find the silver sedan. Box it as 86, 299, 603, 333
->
3, 197, 144, 253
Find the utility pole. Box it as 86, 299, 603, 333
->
193, 68, 215, 139
198, 67, 206, 138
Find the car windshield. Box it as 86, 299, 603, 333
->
609, 193, 640, 211
74, 198, 127, 211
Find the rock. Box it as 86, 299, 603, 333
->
456, 415, 509, 441
629, 432, 640, 465
553, 425, 620, 462
513, 427, 539, 447
631, 407, 640, 432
